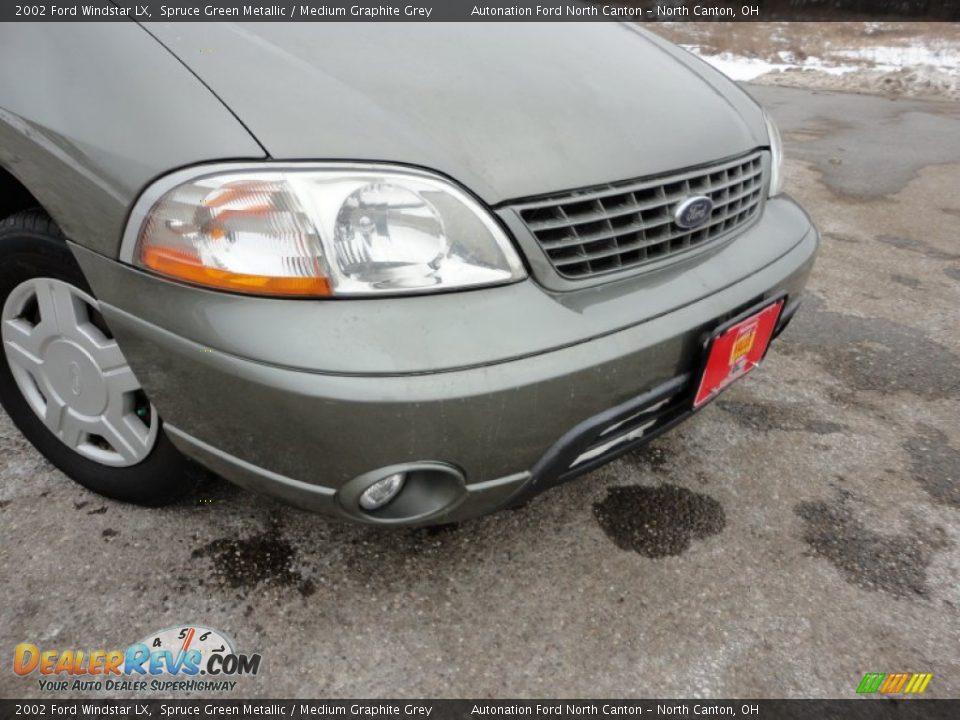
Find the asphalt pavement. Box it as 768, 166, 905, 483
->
1, 85, 958, 699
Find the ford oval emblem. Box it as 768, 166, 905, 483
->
674, 196, 715, 230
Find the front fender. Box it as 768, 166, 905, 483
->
0, 23, 264, 258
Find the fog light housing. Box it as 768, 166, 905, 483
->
358, 472, 406, 511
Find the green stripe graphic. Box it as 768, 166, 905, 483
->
857, 673, 886, 693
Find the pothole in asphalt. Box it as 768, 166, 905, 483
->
593, 484, 726, 558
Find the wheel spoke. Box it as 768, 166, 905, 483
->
43, 397, 88, 449
38, 280, 86, 338
89, 340, 130, 374
1, 317, 51, 360
99, 413, 150, 464
58, 412, 87, 449
42, 395, 67, 434
102, 364, 141, 395
1, 333, 45, 374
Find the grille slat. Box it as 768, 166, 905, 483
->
513, 151, 765, 280
525, 201, 646, 232
545, 221, 648, 249
516, 152, 763, 210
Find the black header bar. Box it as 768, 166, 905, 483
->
2, 1, 959, 22
0, 700, 958, 720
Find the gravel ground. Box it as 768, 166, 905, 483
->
1, 85, 959, 699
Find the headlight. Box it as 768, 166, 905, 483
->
765, 112, 785, 197
127, 164, 526, 296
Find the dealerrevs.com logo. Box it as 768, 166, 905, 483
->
14, 625, 261, 693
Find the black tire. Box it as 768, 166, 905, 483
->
0, 210, 194, 506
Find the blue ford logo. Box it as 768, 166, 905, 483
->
674, 196, 714, 230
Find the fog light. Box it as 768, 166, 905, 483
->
358, 472, 406, 511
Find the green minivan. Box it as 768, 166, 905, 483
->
0, 23, 818, 524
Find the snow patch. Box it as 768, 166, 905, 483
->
680, 42, 960, 100
834, 44, 960, 72
684, 48, 858, 81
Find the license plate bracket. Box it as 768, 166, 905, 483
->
693, 297, 785, 409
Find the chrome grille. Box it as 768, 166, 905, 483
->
513, 151, 765, 279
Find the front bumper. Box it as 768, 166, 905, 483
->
71, 197, 819, 525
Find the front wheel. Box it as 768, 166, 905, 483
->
0, 210, 194, 505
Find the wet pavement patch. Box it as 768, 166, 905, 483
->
625, 440, 677, 473
717, 399, 846, 435
780, 296, 960, 399
795, 499, 940, 597
875, 234, 960, 261
890, 274, 921, 289
782, 116, 854, 144
823, 232, 860, 244
904, 424, 960, 509
593, 484, 725, 558
192, 523, 313, 596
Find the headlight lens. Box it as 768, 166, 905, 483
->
132, 165, 526, 296
334, 183, 447, 289
765, 112, 785, 197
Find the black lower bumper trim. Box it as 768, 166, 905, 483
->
517, 373, 695, 501
513, 295, 804, 505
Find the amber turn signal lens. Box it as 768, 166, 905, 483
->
141, 246, 332, 297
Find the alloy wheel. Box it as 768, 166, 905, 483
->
1, 277, 158, 467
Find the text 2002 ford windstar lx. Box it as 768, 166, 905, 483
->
0, 24, 818, 525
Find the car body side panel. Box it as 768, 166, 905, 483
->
0, 22, 264, 257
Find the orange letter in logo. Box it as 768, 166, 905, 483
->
13, 644, 40, 676
103, 650, 123, 675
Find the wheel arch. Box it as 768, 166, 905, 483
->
0, 165, 47, 225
